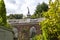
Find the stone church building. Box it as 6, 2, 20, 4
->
7, 7, 44, 40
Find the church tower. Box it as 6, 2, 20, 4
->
27, 7, 31, 18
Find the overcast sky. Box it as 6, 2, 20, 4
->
4, 0, 49, 16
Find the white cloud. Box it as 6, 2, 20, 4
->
4, 0, 49, 16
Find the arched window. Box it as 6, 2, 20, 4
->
30, 26, 36, 38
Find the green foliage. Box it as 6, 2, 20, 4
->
0, 16, 2, 24
0, 0, 12, 29
5, 23, 13, 29
40, 0, 60, 40
7, 14, 23, 19
31, 2, 48, 19
0, 0, 7, 26
32, 34, 43, 40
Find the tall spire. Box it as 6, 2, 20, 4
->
27, 7, 31, 18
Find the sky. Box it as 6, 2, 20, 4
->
4, 0, 49, 16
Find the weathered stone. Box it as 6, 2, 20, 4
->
7, 18, 45, 40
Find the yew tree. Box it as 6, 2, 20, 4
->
0, 0, 7, 26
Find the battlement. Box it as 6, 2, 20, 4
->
7, 18, 45, 24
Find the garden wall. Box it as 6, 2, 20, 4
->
0, 26, 13, 40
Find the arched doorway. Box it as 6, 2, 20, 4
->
30, 26, 36, 38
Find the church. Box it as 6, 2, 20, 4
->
7, 7, 44, 40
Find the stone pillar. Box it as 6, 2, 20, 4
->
13, 27, 18, 40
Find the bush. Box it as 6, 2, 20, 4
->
32, 34, 43, 40
40, 0, 60, 40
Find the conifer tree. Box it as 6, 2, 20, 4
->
0, 0, 6, 26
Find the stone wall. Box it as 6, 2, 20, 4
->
7, 18, 43, 40
15, 23, 41, 40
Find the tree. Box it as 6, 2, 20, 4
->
0, 0, 7, 26
40, 0, 60, 40
31, 2, 48, 19
7, 14, 23, 19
